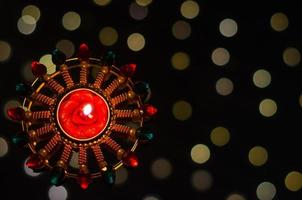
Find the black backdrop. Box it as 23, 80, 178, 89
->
0, 0, 302, 199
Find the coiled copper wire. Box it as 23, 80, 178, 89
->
60, 144, 72, 164
47, 79, 65, 94
31, 111, 51, 120
78, 146, 87, 166
31, 93, 55, 106
80, 66, 88, 84
111, 92, 128, 107
91, 145, 106, 169
61, 66, 74, 88
35, 123, 55, 137
44, 135, 60, 153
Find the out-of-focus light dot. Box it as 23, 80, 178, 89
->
180, 0, 200, 19
172, 100, 192, 121
48, 186, 68, 200
226, 193, 246, 200
62, 11, 81, 31
299, 95, 302, 108
256, 182, 276, 200
129, 2, 148, 21
191, 170, 213, 191
39, 54, 56, 74
151, 158, 172, 179
115, 167, 128, 185
210, 126, 230, 147
21, 61, 34, 82
69, 151, 79, 168
99, 27, 118, 46
56, 39, 75, 58
127, 33, 145, 52
93, 0, 111, 6
171, 52, 190, 70
3, 100, 21, 120
253, 69, 271, 88
142, 195, 160, 200
22, 5, 41, 22
24, 157, 41, 177
0, 41, 12, 62
259, 99, 277, 117
219, 18, 238, 37
216, 77, 234, 96
136, 0, 152, 6
172, 20, 191, 40
248, 146, 268, 166
212, 47, 230, 66
285, 171, 302, 192
283, 47, 301, 67
270, 12, 289, 32
0, 137, 8, 157
17, 16, 36, 35
191, 144, 210, 164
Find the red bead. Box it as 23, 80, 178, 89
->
31, 61, 47, 77
7, 107, 25, 121
120, 63, 137, 77
122, 151, 139, 168
26, 154, 44, 169
78, 43, 90, 60
143, 104, 158, 117
78, 173, 91, 190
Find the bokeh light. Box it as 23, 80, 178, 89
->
259, 99, 277, 117
285, 171, 302, 192
115, 167, 128, 185
129, 2, 148, 20
151, 158, 173, 179
226, 193, 246, 200
191, 144, 210, 164
48, 186, 68, 200
253, 69, 271, 88
191, 170, 213, 191
216, 77, 234, 96
0, 137, 9, 157
248, 146, 268, 167
39, 54, 56, 75
22, 5, 41, 22
142, 195, 161, 200
69, 151, 79, 168
136, 0, 152, 6
0, 40, 12, 62
99, 26, 118, 46
24, 157, 41, 177
21, 61, 35, 82
256, 182, 276, 200
172, 20, 191, 40
56, 39, 75, 58
3, 100, 21, 120
62, 11, 81, 31
93, 0, 111, 6
270, 12, 289, 32
171, 52, 190, 70
127, 33, 145, 52
180, 0, 200, 19
17, 15, 36, 35
211, 47, 230, 66
219, 18, 238, 37
172, 100, 192, 121
210, 126, 230, 147
283, 47, 301, 67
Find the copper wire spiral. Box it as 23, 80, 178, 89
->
104, 77, 123, 96
93, 67, 108, 88
31, 93, 55, 106
60, 144, 72, 164
102, 137, 124, 155
47, 79, 65, 94
35, 123, 55, 137
91, 145, 106, 169
61, 66, 74, 88
111, 92, 129, 107
112, 124, 132, 134
44, 135, 60, 153
115, 109, 137, 118
80, 66, 88, 84
31, 111, 51, 120
79, 147, 87, 166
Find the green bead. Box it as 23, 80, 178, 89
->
50, 167, 65, 186
52, 49, 66, 65
103, 51, 116, 66
136, 127, 154, 143
16, 83, 32, 96
12, 132, 28, 146
103, 168, 116, 185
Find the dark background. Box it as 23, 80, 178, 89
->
0, 0, 302, 199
